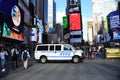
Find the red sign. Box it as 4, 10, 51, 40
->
69, 13, 81, 30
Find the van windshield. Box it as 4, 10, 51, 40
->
67, 44, 76, 51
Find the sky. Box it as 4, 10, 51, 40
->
55, 0, 92, 40
55, 0, 92, 22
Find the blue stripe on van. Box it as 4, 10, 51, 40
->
48, 56, 72, 58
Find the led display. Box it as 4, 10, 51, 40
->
108, 10, 120, 31
69, 13, 81, 30
113, 31, 120, 40
62, 16, 68, 29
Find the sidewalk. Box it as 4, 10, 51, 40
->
0, 58, 35, 79
84, 58, 120, 62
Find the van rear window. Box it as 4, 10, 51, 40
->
56, 45, 61, 50
37, 46, 48, 50
50, 46, 54, 50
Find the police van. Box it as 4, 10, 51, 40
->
34, 44, 84, 63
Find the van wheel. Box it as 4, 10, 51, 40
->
40, 56, 47, 63
72, 56, 80, 63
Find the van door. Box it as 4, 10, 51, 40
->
47, 45, 62, 60
54, 45, 63, 60
48, 45, 62, 60
61, 45, 74, 60
47, 45, 55, 60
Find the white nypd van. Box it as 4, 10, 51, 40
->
34, 44, 84, 63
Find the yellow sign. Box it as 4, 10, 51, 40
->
106, 48, 120, 58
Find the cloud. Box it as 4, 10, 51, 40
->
56, 10, 66, 24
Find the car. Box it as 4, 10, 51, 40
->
34, 44, 84, 63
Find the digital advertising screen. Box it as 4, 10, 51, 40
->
30, 28, 37, 42
69, 6, 80, 13
70, 38, 82, 43
106, 48, 120, 58
113, 31, 120, 40
62, 16, 68, 30
69, 13, 81, 30
0, 0, 24, 33
2, 22, 23, 40
108, 10, 120, 31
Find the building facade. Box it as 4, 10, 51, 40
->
48, 0, 56, 29
66, 0, 83, 47
92, 0, 117, 43
0, 0, 27, 48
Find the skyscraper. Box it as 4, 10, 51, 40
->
66, 0, 83, 46
48, 0, 56, 29
92, 0, 117, 40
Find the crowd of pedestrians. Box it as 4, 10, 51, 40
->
0, 43, 106, 72
83, 44, 106, 59
0, 46, 31, 72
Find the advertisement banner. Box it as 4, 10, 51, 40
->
113, 31, 120, 40
62, 16, 68, 29
106, 48, 120, 58
108, 10, 120, 30
69, 13, 81, 30
70, 31, 82, 35
30, 28, 37, 42
69, 6, 79, 13
70, 38, 82, 43
2, 22, 23, 40
104, 17, 109, 32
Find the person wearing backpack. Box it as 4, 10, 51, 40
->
21, 48, 30, 69
11, 47, 19, 69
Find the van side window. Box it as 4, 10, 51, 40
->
64, 46, 72, 50
37, 46, 48, 50
50, 45, 54, 51
56, 45, 61, 51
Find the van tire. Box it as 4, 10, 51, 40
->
72, 56, 80, 63
40, 56, 47, 63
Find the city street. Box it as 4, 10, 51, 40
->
0, 59, 120, 80
0, 0, 120, 80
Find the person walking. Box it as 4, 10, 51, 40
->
100, 45, 106, 59
0, 47, 8, 72
88, 46, 92, 59
11, 47, 19, 69
21, 48, 30, 69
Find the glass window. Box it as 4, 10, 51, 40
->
56, 45, 61, 50
64, 46, 72, 50
37, 46, 48, 51
50, 45, 54, 51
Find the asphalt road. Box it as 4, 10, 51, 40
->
0, 59, 120, 80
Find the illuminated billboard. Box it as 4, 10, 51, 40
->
11, 5, 21, 27
0, 0, 24, 34
113, 31, 120, 40
69, 13, 81, 30
62, 16, 68, 29
108, 10, 120, 31
106, 48, 120, 58
1, 22, 23, 41
70, 38, 82, 43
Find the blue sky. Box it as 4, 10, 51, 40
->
55, 0, 92, 40
55, 0, 92, 18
